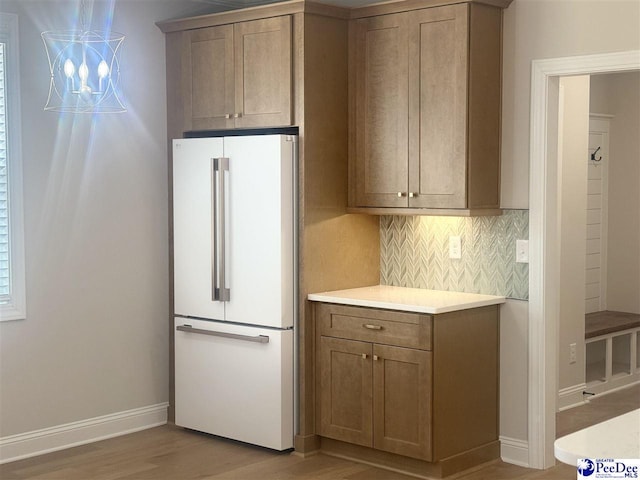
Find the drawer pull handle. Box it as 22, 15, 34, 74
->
176, 325, 269, 343
363, 324, 383, 330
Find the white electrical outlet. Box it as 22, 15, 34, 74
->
569, 343, 577, 364
449, 236, 461, 259
516, 239, 529, 263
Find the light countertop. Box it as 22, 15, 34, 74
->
307, 285, 506, 314
554, 409, 640, 465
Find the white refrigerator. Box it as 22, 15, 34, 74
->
172, 133, 296, 451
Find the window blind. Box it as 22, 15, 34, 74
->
0, 13, 25, 320
0, 42, 10, 301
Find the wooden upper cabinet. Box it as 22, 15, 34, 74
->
408, 6, 468, 209
183, 16, 292, 131
184, 25, 235, 130
233, 16, 292, 128
351, 13, 409, 208
349, 2, 502, 213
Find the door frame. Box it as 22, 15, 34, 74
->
528, 50, 640, 469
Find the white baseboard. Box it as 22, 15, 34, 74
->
558, 383, 587, 411
0, 402, 168, 464
584, 378, 640, 398
500, 436, 529, 468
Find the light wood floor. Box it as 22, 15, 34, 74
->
2, 384, 637, 480
556, 383, 639, 438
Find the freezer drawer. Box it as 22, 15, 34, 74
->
174, 317, 294, 450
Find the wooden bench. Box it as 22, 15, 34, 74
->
585, 311, 640, 395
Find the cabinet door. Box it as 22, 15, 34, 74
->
373, 344, 432, 461
234, 16, 292, 128
183, 25, 235, 131
317, 336, 373, 447
351, 13, 409, 208
408, 5, 468, 208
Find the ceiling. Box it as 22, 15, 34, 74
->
195, 0, 379, 10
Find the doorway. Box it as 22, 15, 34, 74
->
528, 50, 640, 469
556, 73, 640, 408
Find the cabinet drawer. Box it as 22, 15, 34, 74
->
315, 303, 431, 350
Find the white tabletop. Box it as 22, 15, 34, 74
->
307, 285, 505, 314
554, 409, 640, 465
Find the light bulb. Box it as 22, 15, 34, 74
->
63, 59, 75, 78
78, 62, 89, 82
97, 60, 109, 79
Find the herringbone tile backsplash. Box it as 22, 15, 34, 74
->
380, 210, 529, 300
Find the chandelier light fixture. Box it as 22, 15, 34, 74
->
41, 1, 126, 113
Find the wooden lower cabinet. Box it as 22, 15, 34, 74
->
373, 344, 432, 460
314, 302, 499, 474
317, 337, 432, 460
317, 337, 373, 447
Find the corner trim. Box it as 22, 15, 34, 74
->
294, 433, 321, 454
0, 403, 169, 464
156, 0, 350, 33
499, 436, 529, 468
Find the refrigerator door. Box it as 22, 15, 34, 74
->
174, 317, 294, 450
173, 138, 225, 320
223, 135, 295, 329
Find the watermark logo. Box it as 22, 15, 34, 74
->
578, 459, 596, 477
578, 459, 640, 479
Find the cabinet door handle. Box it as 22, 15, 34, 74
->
362, 353, 368, 359
233, 113, 242, 119
397, 192, 407, 198
408, 192, 418, 198
373, 355, 379, 361
362, 324, 383, 330
225, 113, 232, 119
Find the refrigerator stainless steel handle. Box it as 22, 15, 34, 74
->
211, 159, 219, 301
212, 158, 231, 302
177, 325, 269, 343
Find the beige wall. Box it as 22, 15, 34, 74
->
0, 0, 204, 437
501, 0, 640, 209
499, 299, 529, 442
557, 76, 590, 393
